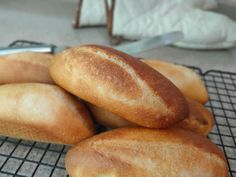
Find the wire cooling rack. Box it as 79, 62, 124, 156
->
0, 40, 235, 177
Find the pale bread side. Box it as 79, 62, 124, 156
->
0, 83, 95, 144
0, 52, 54, 84
142, 59, 208, 104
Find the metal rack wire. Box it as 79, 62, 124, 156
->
0, 41, 235, 177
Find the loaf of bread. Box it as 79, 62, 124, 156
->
87, 102, 135, 128
50, 45, 189, 128
65, 128, 228, 177
174, 98, 214, 135
142, 59, 208, 104
87, 98, 214, 135
0, 83, 95, 144
0, 52, 54, 84
87, 103, 135, 128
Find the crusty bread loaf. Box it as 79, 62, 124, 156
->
174, 98, 214, 135
50, 45, 189, 128
87, 98, 214, 135
0, 83, 95, 144
87, 103, 135, 128
0, 52, 54, 84
65, 128, 228, 177
142, 59, 208, 104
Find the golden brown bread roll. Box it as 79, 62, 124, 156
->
174, 98, 214, 135
50, 45, 189, 128
65, 128, 228, 177
87, 98, 214, 135
142, 59, 208, 104
0, 52, 54, 84
87, 103, 134, 128
0, 83, 95, 144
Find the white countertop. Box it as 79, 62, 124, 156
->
0, 0, 235, 73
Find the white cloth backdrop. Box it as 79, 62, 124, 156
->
79, 0, 236, 49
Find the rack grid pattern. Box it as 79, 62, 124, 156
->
203, 70, 236, 177
0, 137, 69, 177
0, 40, 235, 177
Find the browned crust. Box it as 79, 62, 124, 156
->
174, 98, 214, 135
50, 45, 189, 128
66, 128, 228, 177
0, 83, 95, 144
0, 52, 54, 84
89, 45, 188, 112
142, 59, 209, 104
87, 98, 214, 135
87, 103, 135, 128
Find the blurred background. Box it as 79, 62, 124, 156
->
0, 0, 236, 72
